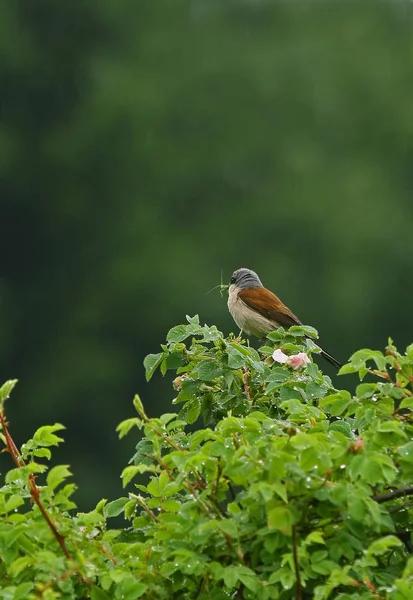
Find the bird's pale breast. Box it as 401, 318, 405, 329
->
228, 285, 276, 338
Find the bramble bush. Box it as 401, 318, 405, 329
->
1, 315, 413, 599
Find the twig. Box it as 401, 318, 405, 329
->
135, 496, 160, 522
292, 525, 302, 600
0, 409, 74, 563
373, 486, 413, 504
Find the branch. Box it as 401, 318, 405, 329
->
0, 408, 74, 563
373, 486, 413, 504
292, 525, 302, 600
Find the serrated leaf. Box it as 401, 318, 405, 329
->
5, 463, 47, 484
267, 506, 294, 535
91, 587, 111, 600
184, 398, 202, 424
33, 448, 52, 459
116, 417, 143, 438
167, 325, 189, 343
121, 466, 142, 487
143, 352, 164, 381
12, 582, 33, 600
46, 465, 71, 492
197, 360, 222, 381
4, 494, 24, 513
33, 424, 65, 447
398, 442, 413, 462
226, 345, 247, 369
104, 497, 129, 518
8, 556, 33, 578
290, 324, 318, 338
120, 577, 147, 600
367, 535, 402, 556
338, 363, 358, 375
0, 379, 18, 403
329, 420, 352, 438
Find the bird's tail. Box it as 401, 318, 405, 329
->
319, 347, 341, 370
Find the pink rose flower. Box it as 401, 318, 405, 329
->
272, 349, 288, 364
272, 349, 310, 369
287, 352, 311, 370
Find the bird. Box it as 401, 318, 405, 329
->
227, 267, 341, 369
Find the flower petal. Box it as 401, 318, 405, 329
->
272, 348, 288, 364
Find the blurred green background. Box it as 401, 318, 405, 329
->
1, 0, 412, 508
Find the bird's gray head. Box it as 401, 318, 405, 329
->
229, 268, 263, 289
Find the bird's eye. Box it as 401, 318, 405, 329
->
230, 276, 236, 284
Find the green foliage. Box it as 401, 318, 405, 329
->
2, 320, 413, 598
2, 0, 413, 511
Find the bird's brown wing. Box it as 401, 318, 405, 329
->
239, 287, 301, 327
239, 287, 342, 369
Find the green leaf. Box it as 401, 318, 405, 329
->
8, 557, 33, 578
12, 582, 33, 600
120, 577, 147, 600
400, 397, 413, 410
184, 398, 202, 424
367, 535, 402, 556
46, 465, 72, 492
197, 359, 221, 381
350, 349, 387, 370
329, 421, 352, 438
33, 424, 65, 447
159, 413, 177, 425
356, 383, 377, 399
218, 520, 238, 538
33, 448, 52, 459
290, 324, 318, 338
104, 497, 129, 518
265, 368, 291, 393
121, 466, 143, 487
167, 325, 189, 343
143, 352, 164, 381
267, 329, 285, 342
338, 363, 358, 375
398, 442, 413, 462
116, 417, 143, 438
5, 463, 47, 484
376, 420, 407, 437
272, 482, 288, 503
267, 506, 294, 535
226, 345, 247, 369
305, 531, 326, 545
4, 494, 24, 513
223, 565, 240, 589
0, 379, 18, 403
133, 394, 145, 416
321, 391, 351, 416
91, 587, 111, 600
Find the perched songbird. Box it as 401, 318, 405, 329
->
228, 267, 341, 369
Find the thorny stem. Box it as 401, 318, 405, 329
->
292, 526, 302, 600
243, 367, 252, 400
134, 495, 160, 522
0, 408, 74, 564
